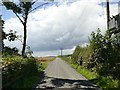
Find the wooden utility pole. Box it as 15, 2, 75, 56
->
106, 0, 110, 30
106, 0, 112, 38
61, 48, 63, 57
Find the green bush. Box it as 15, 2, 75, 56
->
63, 28, 120, 89
2, 57, 37, 88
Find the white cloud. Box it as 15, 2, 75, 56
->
110, 3, 118, 16
4, 0, 110, 56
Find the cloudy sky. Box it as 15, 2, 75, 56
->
1, 0, 119, 56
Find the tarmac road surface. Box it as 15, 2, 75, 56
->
35, 58, 101, 90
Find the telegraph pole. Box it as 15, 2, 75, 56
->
61, 48, 63, 57
106, 0, 110, 30
106, 0, 112, 38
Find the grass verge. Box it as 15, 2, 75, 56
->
61, 56, 119, 89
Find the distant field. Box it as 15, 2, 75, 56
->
36, 56, 56, 62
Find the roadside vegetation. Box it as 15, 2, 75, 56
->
61, 55, 119, 89
1, 1, 119, 89
2, 54, 55, 89
11, 59, 49, 89
3, 55, 46, 88
61, 28, 120, 89
1, 17, 55, 89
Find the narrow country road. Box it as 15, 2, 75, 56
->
35, 58, 101, 90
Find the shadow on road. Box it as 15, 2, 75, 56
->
33, 75, 101, 90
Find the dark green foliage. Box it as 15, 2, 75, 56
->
7, 30, 18, 41
62, 28, 120, 88
2, 57, 37, 88
1, 18, 18, 54
1, 19, 6, 48
1, 17, 18, 48
2, 46, 19, 57
89, 29, 120, 79
2, 56, 50, 88
2, 29, 6, 40
71, 45, 91, 67
1, 20, 6, 40
3, 1, 22, 14
2, 0, 33, 56
72, 45, 81, 64
2, 29, 19, 57
2, 0, 53, 56
2, 0, 33, 15
71, 28, 120, 87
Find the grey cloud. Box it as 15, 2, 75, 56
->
28, 1, 106, 51
4, 0, 108, 56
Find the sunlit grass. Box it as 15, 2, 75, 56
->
71, 64, 97, 79
71, 64, 118, 89
37, 61, 48, 71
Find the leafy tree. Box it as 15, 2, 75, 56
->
1, 16, 18, 57
7, 30, 18, 41
70, 28, 120, 87
2, 46, 19, 57
2, 30, 19, 57
89, 28, 120, 79
0, 17, 6, 49
72, 45, 81, 64
26, 45, 33, 57
2, 0, 52, 57
89, 29, 105, 66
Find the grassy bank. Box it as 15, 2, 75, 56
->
61, 56, 119, 89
